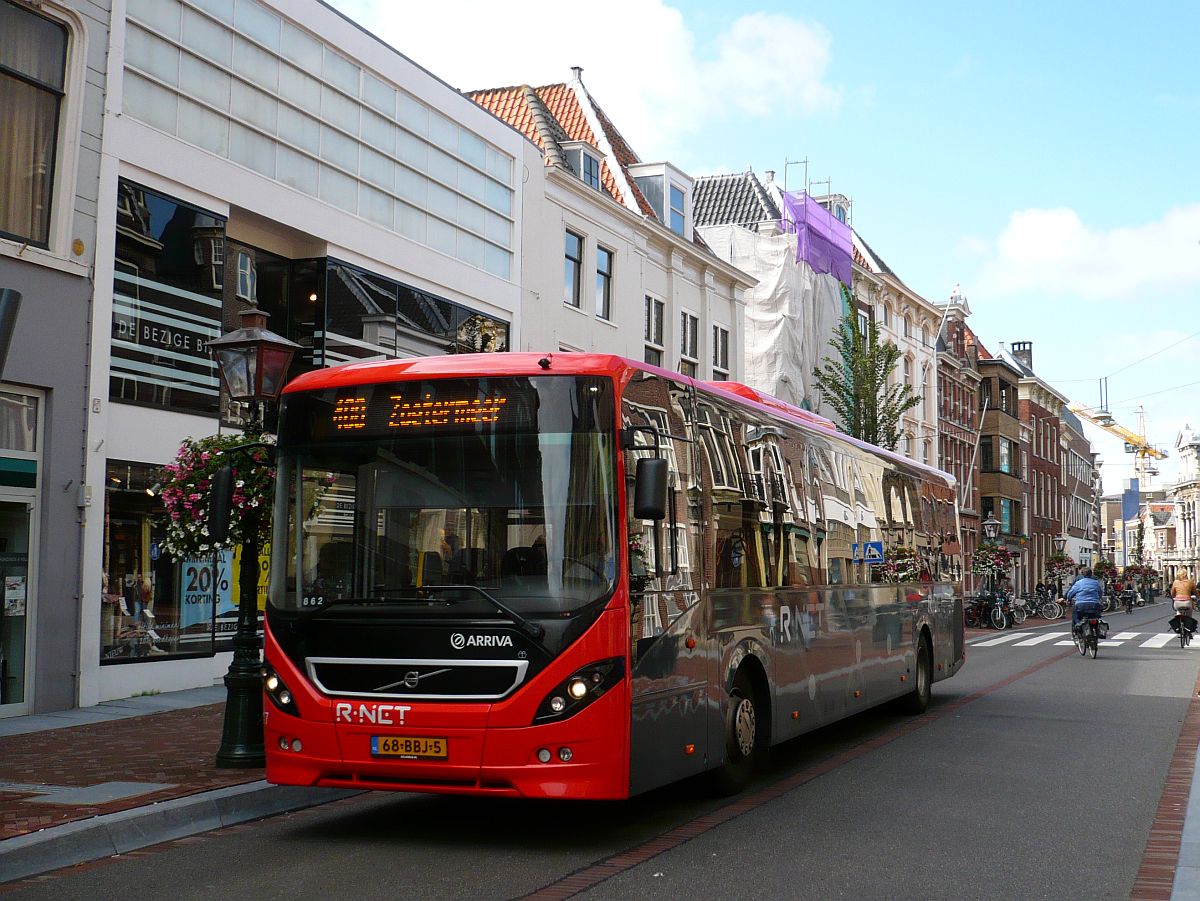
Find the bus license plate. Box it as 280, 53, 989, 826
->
370, 735, 448, 759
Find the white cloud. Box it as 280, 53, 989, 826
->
328, 1, 840, 161
976, 204, 1200, 300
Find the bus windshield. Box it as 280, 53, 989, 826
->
270, 375, 617, 618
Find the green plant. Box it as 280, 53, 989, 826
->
811, 294, 921, 450
972, 543, 1017, 578
157, 433, 276, 559
1045, 552, 1076, 581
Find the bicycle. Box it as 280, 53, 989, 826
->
1074, 616, 1101, 658
1171, 603, 1196, 648
1121, 589, 1137, 615
1011, 593, 1030, 625
1039, 597, 1063, 620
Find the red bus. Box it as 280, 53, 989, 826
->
258, 352, 964, 798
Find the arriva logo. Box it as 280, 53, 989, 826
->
450, 632, 514, 649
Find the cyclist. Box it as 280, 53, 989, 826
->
1066, 568, 1105, 638
1170, 569, 1198, 636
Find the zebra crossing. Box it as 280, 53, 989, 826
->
969, 629, 1192, 650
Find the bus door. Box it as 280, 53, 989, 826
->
623, 373, 708, 795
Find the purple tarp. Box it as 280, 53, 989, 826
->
780, 191, 853, 286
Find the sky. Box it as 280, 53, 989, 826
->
330, 0, 1200, 495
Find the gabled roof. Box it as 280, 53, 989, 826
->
692, 170, 781, 231
853, 232, 903, 284
961, 321, 992, 360
468, 78, 654, 217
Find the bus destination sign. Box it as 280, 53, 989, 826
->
331, 392, 509, 433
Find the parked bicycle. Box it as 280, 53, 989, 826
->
1039, 596, 1064, 619
964, 593, 1009, 629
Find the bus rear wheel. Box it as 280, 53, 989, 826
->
710, 669, 761, 796
898, 636, 932, 714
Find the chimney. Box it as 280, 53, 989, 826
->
1011, 340, 1033, 371
764, 170, 775, 183
570, 66, 583, 82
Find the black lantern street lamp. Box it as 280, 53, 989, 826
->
1052, 533, 1068, 600
983, 514, 1001, 598
209, 307, 300, 768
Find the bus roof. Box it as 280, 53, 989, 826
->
283, 352, 954, 488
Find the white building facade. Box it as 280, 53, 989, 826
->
471, 72, 751, 379
79, 0, 539, 706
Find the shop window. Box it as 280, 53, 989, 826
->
102, 460, 221, 662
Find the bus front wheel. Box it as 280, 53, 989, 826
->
710, 668, 762, 796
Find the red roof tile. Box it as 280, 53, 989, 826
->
470, 81, 656, 218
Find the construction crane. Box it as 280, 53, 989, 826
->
1068, 402, 1167, 483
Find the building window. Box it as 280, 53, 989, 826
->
903, 316, 911, 339
857, 311, 870, 352
712, 324, 730, 380
582, 152, 601, 190
595, 246, 612, 320
564, 230, 583, 307
210, 238, 225, 290
669, 184, 685, 235
235, 250, 256, 301
679, 310, 698, 377
904, 356, 912, 386
0, 0, 68, 247
644, 295, 664, 366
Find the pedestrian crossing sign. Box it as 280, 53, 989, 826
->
853, 541, 885, 563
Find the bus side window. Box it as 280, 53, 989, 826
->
621, 372, 697, 593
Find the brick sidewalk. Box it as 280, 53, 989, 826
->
0, 703, 261, 840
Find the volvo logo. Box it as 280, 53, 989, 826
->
375, 667, 450, 693
451, 632, 513, 649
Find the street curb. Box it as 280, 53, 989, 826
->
0, 781, 360, 883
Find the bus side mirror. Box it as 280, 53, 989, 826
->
634, 458, 668, 521
209, 465, 234, 544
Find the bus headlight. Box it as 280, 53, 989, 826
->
262, 663, 299, 716
534, 657, 624, 724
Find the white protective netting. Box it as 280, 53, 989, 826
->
701, 224, 843, 413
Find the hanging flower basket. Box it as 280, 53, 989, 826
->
157, 433, 276, 558
1044, 552, 1076, 581
971, 543, 1017, 578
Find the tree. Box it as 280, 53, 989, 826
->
812, 296, 921, 450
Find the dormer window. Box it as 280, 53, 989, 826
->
582, 152, 601, 190
561, 140, 604, 192
629, 162, 693, 238
669, 184, 686, 235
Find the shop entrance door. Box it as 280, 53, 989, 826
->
0, 500, 32, 713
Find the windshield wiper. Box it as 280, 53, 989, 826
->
417, 584, 547, 644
